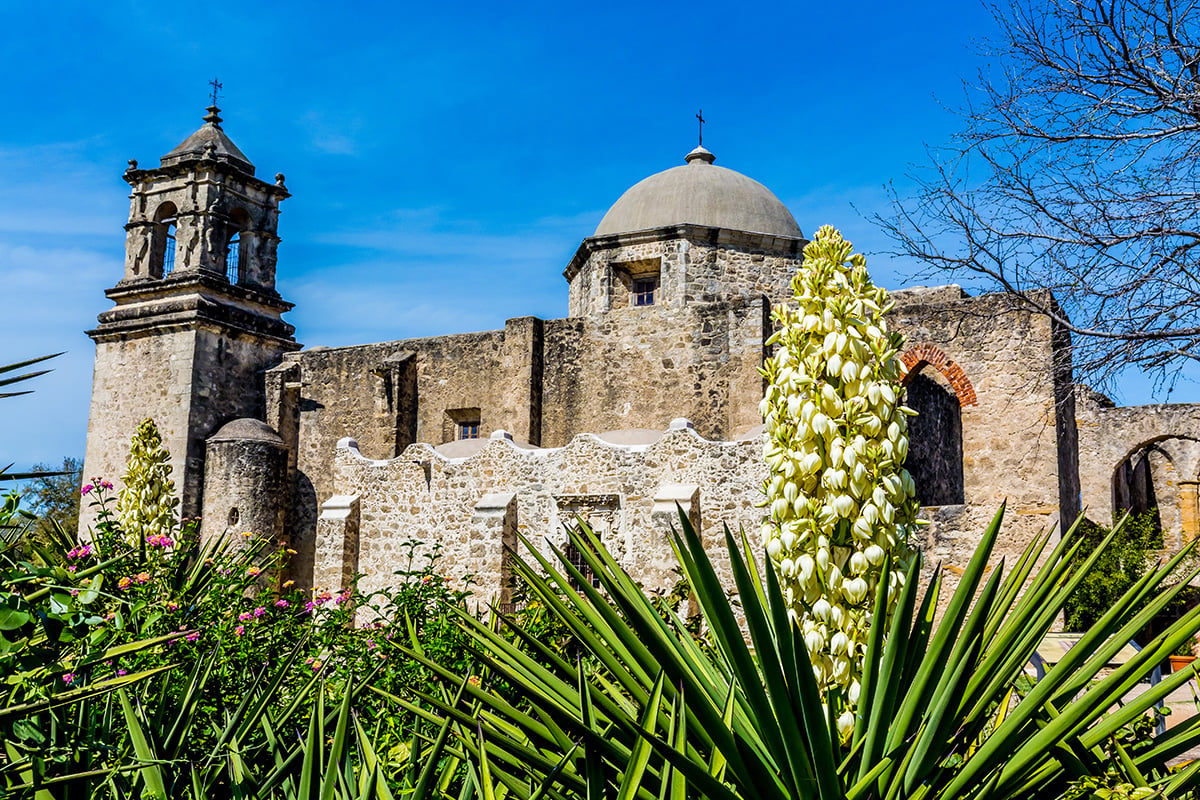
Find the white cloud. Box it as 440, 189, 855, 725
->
0, 141, 125, 471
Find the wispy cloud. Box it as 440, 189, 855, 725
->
280, 205, 602, 345
299, 110, 362, 156
0, 141, 125, 469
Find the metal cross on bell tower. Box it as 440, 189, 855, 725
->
696, 109, 705, 147
209, 77, 223, 107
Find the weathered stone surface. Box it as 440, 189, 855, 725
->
86, 118, 1200, 621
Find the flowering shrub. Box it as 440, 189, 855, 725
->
759, 225, 918, 736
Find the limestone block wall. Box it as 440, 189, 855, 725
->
318, 424, 769, 610
887, 288, 1080, 575
81, 330, 199, 535
565, 226, 804, 319
1076, 394, 1200, 546
540, 299, 767, 446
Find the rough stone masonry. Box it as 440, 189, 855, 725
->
81, 110, 1200, 612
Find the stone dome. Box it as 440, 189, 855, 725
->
208, 418, 284, 444
594, 147, 803, 238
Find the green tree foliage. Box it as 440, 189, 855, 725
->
23, 456, 82, 543
1064, 511, 1164, 634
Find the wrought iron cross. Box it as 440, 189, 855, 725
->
696, 109, 705, 147
209, 78, 223, 107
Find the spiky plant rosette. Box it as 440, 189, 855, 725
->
116, 418, 179, 551
759, 225, 919, 735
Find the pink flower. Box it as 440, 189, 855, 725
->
80, 484, 94, 496
185, 632, 199, 642
166, 601, 179, 611
238, 611, 253, 622
246, 566, 262, 578
117, 577, 132, 591
234, 625, 245, 636
116, 668, 127, 676
253, 606, 265, 618
134, 572, 150, 585
62, 672, 76, 684
274, 599, 289, 608
100, 480, 113, 490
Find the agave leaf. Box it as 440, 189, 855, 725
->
118, 687, 168, 799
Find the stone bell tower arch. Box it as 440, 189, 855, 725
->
81, 103, 300, 534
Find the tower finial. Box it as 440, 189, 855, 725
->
203, 78, 224, 127
696, 109, 705, 147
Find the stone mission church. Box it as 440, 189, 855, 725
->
80, 107, 1200, 606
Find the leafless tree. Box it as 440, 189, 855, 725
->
881, 0, 1200, 394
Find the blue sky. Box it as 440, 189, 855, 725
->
0, 0, 1166, 471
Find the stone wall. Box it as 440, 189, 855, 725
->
540, 298, 768, 446
565, 225, 805, 319
81, 329, 198, 534
1076, 394, 1200, 547
316, 422, 767, 610
888, 288, 1079, 584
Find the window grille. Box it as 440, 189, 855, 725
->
633, 276, 658, 306
458, 421, 480, 440
226, 232, 240, 284
163, 223, 177, 276
564, 538, 600, 589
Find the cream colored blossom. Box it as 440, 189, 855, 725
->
760, 226, 918, 734
116, 418, 180, 554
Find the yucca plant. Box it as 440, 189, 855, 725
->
386, 508, 1200, 799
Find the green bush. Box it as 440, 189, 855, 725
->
1064, 511, 1160, 633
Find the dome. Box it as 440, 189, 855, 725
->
209, 418, 284, 444
594, 147, 802, 238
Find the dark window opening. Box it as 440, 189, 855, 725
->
226, 231, 240, 284
904, 371, 964, 506
633, 276, 658, 306
564, 536, 600, 589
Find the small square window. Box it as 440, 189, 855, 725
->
633, 277, 658, 306
458, 421, 480, 440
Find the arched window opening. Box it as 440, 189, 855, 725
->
1112, 445, 1167, 538
225, 231, 240, 284
151, 202, 178, 279
225, 208, 251, 285
904, 370, 965, 506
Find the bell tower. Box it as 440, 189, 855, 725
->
81, 103, 300, 532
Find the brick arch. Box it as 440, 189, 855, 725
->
899, 344, 977, 407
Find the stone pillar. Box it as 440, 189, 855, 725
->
1180, 482, 1200, 545
315, 495, 360, 592
500, 317, 544, 445
470, 492, 518, 614
200, 418, 288, 557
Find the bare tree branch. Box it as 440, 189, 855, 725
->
880, 0, 1200, 393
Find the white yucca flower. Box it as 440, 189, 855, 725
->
116, 418, 180, 553
760, 226, 918, 735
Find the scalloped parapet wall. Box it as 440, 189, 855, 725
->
313, 421, 768, 609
